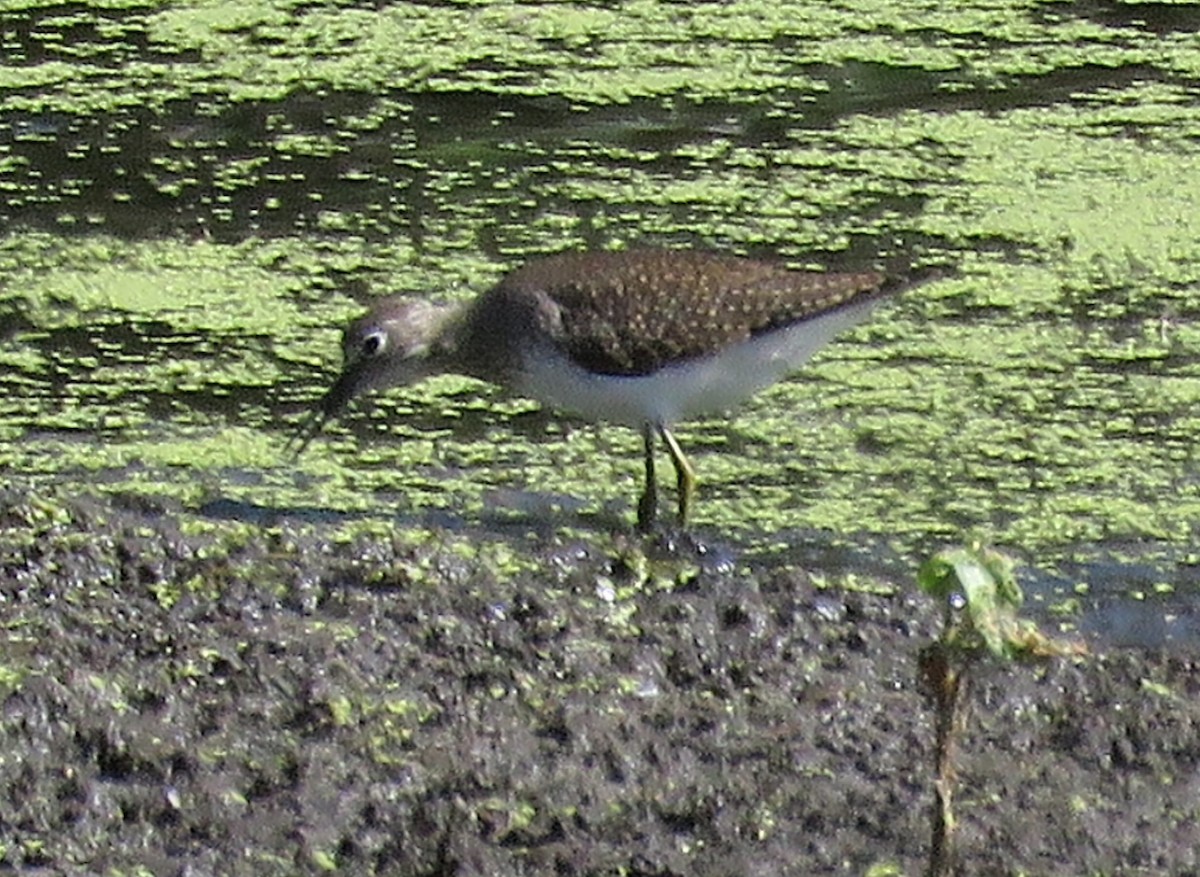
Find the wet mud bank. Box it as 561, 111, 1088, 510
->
0, 489, 1196, 876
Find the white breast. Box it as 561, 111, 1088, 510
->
514, 299, 882, 427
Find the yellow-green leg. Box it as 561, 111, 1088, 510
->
658, 425, 695, 528
636, 423, 659, 532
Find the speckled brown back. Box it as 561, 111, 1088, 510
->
459, 249, 895, 377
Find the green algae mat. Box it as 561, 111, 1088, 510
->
3, 0, 1200, 622
3, 2, 1200, 874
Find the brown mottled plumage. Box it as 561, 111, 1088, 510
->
456, 250, 887, 378
292, 248, 937, 531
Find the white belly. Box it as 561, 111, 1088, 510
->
514, 300, 881, 427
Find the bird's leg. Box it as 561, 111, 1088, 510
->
636, 423, 660, 532
658, 425, 695, 528
637, 423, 659, 532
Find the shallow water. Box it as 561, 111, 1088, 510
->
2, 0, 1199, 643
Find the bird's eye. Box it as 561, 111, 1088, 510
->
360, 330, 387, 357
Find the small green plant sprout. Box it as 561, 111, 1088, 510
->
918, 542, 1087, 661
916, 542, 1086, 877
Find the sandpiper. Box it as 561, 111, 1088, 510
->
293, 248, 933, 531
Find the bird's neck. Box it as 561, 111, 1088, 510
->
420, 295, 531, 385
424, 300, 491, 379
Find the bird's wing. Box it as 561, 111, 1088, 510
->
495, 249, 888, 376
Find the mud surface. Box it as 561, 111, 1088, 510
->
1, 489, 1197, 876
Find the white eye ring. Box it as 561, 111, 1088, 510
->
359, 330, 387, 358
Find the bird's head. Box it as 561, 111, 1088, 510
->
289, 297, 451, 454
